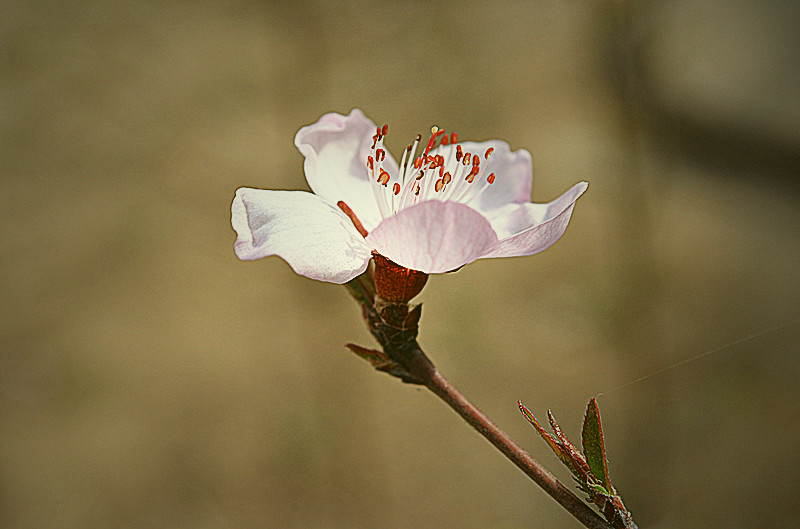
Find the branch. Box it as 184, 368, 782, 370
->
424, 367, 614, 529
347, 300, 613, 527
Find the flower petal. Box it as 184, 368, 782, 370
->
232, 188, 372, 283
450, 140, 533, 213
485, 182, 588, 258
294, 109, 396, 231
366, 200, 500, 273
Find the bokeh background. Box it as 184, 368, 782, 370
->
2, 1, 799, 528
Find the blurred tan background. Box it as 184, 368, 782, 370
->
2, 1, 799, 528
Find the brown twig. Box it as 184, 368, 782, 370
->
347, 272, 613, 529
351, 289, 614, 529
424, 367, 613, 529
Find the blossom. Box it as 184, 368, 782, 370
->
231, 109, 587, 285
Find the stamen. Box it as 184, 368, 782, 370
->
397, 174, 419, 208
364, 119, 499, 218
378, 169, 391, 186
453, 169, 495, 204
337, 201, 368, 238
403, 134, 421, 182
398, 144, 412, 186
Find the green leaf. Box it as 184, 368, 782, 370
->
582, 398, 613, 492
587, 482, 612, 498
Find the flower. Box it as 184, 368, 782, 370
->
232, 109, 587, 285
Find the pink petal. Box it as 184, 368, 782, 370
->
485, 182, 588, 258
232, 188, 372, 283
450, 140, 533, 213
294, 109, 396, 231
366, 201, 500, 273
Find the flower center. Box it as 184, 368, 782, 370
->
366, 124, 496, 219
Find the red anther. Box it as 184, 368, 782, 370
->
435, 179, 445, 192
455, 145, 463, 161
472, 156, 480, 167
416, 170, 424, 180
393, 182, 401, 195
463, 152, 472, 165
450, 132, 458, 143
414, 157, 422, 169
468, 165, 480, 178
441, 134, 450, 146
487, 172, 496, 184
376, 148, 385, 161
465, 173, 475, 184
381, 124, 389, 136
442, 172, 452, 185
378, 169, 391, 185
337, 201, 369, 238
367, 156, 374, 170
438, 165, 444, 178
484, 147, 494, 158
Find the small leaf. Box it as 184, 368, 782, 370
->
587, 482, 612, 497
345, 343, 392, 367
345, 343, 425, 384
582, 398, 613, 492
403, 303, 423, 329
519, 402, 584, 481
548, 410, 593, 481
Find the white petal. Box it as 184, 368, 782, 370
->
232, 188, 372, 283
366, 200, 499, 274
294, 109, 396, 231
452, 140, 533, 213
485, 182, 588, 258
